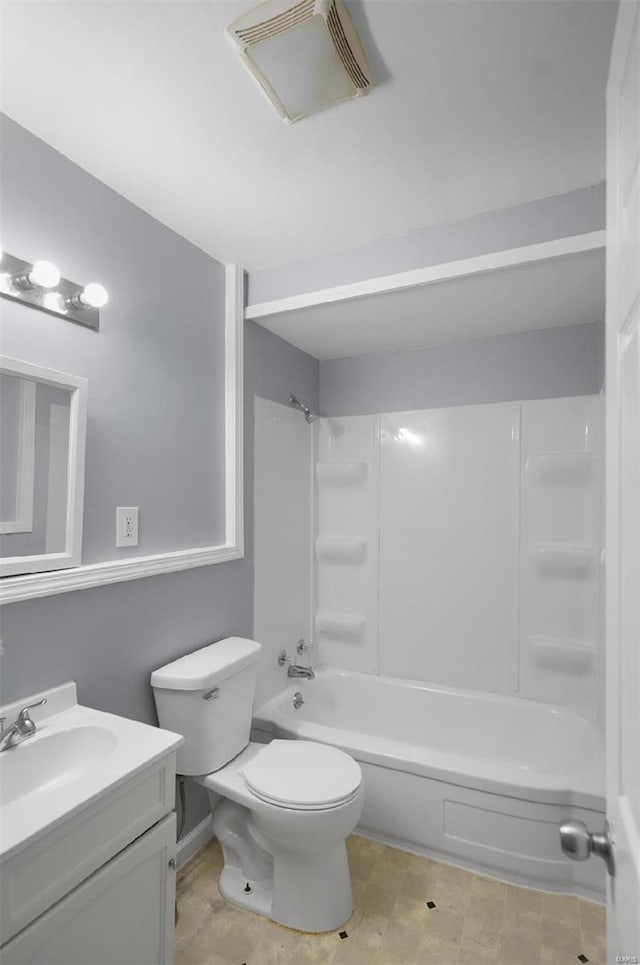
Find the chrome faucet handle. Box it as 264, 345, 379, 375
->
17, 698, 47, 721
277, 650, 292, 667
16, 698, 47, 734
296, 639, 313, 656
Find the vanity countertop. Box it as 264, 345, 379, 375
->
0, 682, 183, 860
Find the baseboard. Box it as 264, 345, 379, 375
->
176, 816, 214, 870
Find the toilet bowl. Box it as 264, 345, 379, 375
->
199, 740, 363, 931
151, 638, 363, 933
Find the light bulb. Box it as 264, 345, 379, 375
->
43, 291, 68, 314
78, 282, 108, 308
29, 260, 60, 289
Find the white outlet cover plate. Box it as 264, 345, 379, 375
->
116, 506, 139, 548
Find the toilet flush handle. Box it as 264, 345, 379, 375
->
203, 687, 220, 701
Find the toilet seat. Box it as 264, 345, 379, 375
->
242, 740, 362, 811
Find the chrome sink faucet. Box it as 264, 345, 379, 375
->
278, 640, 315, 680
0, 698, 47, 753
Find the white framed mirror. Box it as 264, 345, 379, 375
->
0, 356, 88, 578
0, 376, 36, 536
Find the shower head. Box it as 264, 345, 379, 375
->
288, 394, 315, 424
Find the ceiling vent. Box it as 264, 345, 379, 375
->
226, 0, 373, 124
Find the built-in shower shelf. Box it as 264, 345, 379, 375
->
315, 613, 366, 641
528, 636, 595, 674
527, 450, 597, 485
316, 462, 368, 486
529, 544, 596, 579
316, 537, 367, 564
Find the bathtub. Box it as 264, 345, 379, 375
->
253, 668, 606, 901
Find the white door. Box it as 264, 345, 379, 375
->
606, 0, 640, 958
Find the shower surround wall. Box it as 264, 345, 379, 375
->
252, 394, 605, 896
253, 397, 313, 707
315, 417, 378, 674
314, 395, 603, 715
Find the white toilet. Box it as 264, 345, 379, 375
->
151, 637, 364, 933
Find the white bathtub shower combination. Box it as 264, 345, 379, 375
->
254, 670, 605, 900
252, 394, 606, 900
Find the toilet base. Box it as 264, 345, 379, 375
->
210, 794, 356, 932
218, 861, 355, 933
218, 865, 273, 920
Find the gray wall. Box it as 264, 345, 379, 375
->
0, 116, 319, 833
248, 183, 605, 303
1, 115, 226, 564
245, 320, 319, 415
319, 322, 604, 417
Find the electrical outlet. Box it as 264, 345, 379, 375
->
116, 507, 139, 547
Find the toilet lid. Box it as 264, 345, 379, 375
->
242, 741, 362, 810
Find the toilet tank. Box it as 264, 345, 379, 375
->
151, 637, 261, 776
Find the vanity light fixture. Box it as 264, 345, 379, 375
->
0, 251, 107, 331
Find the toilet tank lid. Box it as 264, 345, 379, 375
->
151, 637, 261, 691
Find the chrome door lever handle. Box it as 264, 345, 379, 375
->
559, 819, 615, 876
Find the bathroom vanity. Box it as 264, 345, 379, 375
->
0, 683, 183, 965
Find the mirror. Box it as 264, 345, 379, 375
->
0, 357, 87, 577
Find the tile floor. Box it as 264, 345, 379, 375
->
175, 836, 606, 965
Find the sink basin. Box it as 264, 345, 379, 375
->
0, 726, 118, 806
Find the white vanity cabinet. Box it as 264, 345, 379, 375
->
1, 814, 176, 965
0, 684, 184, 965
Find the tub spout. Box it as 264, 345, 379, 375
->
287, 664, 315, 680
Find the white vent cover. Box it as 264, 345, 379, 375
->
226, 0, 373, 123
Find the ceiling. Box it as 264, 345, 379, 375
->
1, 0, 617, 271
250, 247, 606, 359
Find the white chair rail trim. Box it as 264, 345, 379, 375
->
0, 264, 244, 605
